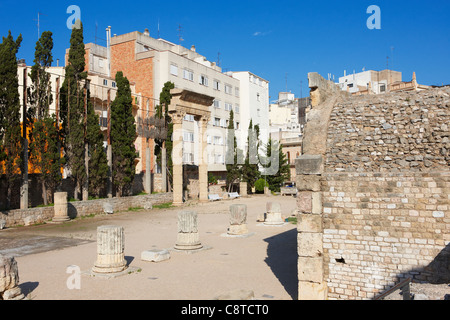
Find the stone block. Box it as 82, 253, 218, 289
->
103, 202, 114, 214
296, 175, 321, 192
297, 192, 312, 213
298, 256, 324, 283
298, 281, 327, 300
0, 255, 19, 293
298, 232, 323, 258
295, 155, 323, 175
266, 202, 281, 214
0, 219, 6, 230
141, 249, 171, 263
297, 214, 323, 233
312, 192, 323, 214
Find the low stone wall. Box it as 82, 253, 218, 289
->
0, 192, 173, 228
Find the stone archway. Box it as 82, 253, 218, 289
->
168, 89, 214, 206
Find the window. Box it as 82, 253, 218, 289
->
348, 83, 354, 88
184, 114, 195, 122
207, 135, 212, 144
199, 75, 209, 86
214, 118, 221, 127
380, 84, 386, 92
170, 64, 178, 76
236, 122, 240, 130
183, 153, 194, 163
225, 103, 232, 111
214, 136, 223, 145
235, 104, 240, 114
183, 132, 194, 142
213, 100, 221, 109
235, 87, 240, 97
183, 69, 194, 81
103, 79, 108, 86
257, 93, 260, 102
215, 154, 224, 164
225, 84, 232, 94
213, 80, 220, 91
112, 81, 116, 88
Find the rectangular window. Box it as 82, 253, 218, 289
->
103, 79, 108, 86
225, 84, 232, 94
112, 81, 116, 88
170, 64, 178, 76
213, 100, 221, 109
225, 103, 232, 111
214, 136, 223, 145
214, 118, 221, 127
183, 69, 194, 81
380, 84, 386, 92
183, 132, 194, 142
235, 87, 240, 97
235, 104, 240, 114
213, 80, 220, 91
183, 153, 194, 163
199, 75, 209, 86
184, 114, 195, 122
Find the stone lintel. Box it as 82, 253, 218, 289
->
296, 155, 323, 175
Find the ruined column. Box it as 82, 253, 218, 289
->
53, 192, 70, 223
174, 211, 203, 251
228, 204, 248, 235
296, 154, 327, 300
264, 202, 284, 225
172, 113, 184, 206
198, 117, 209, 203
0, 255, 25, 300
240, 182, 248, 197
92, 225, 127, 274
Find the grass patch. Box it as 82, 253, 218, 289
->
287, 217, 297, 225
153, 202, 173, 209
36, 203, 54, 208
128, 206, 144, 212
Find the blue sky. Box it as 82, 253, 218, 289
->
1, 0, 449, 100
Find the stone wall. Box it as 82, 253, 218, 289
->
1, 192, 173, 228
296, 72, 449, 300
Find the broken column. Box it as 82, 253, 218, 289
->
52, 192, 70, 223
174, 211, 203, 251
264, 202, 284, 225
228, 204, 248, 235
92, 225, 127, 274
296, 154, 326, 300
0, 255, 25, 300
240, 182, 248, 197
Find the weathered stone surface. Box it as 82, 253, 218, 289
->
298, 232, 323, 258
103, 202, 114, 214
298, 281, 327, 300
0, 255, 19, 293
298, 256, 324, 283
297, 214, 323, 233
175, 211, 203, 251
296, 155, 324, 175
53, 192, 70, 222
296, 175, 321, 192
141, 249, 170, 263
228, 204, 248, 235
0, 219, 6, 230
297, 192, 312, 213
266, 202, 281, 214
92, 225, 127, 274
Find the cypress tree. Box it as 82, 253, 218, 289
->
241, 120, 261, 193
264, 138, 290, 192
60, 21, 88, 200
27, 31, 64, 205
225, 109, 242, 192
111, 71, 137, 197
0, 31, 23, 209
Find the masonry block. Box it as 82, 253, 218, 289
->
298, 232, 323, 258
298, 256, 324, 283
312, 192, 323, 214
295, 155, 323, 175
298, 280, 328, 300
296, 174, 322, 192
297, 213, 323, 233
297, 192, 312, 213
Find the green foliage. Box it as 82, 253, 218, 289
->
241, 120, 261, 193
263, 138, 291, 192
0, 31, 23, 209
208, 173, 218, 185
111, 71, 138, 197
226, 109, 243, 192
255, 178, 269, 193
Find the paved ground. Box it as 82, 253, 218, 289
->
0, 194, 299, 300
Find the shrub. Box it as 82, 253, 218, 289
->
255, 178, 269, 193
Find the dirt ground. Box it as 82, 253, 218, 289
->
1, 194, 299, 300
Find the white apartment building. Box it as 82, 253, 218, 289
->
337, 69, 402, 94
226, 71, 270, 156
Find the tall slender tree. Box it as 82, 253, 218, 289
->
241, 120, 260, 193
263, 138, 290, 192
225, 109, 243, 192
60, 21, 88, 200
0, 31, 23, 209
111, 71, 137, 197
27, 31, 64, 205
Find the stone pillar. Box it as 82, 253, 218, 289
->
228, 204, 248, 235
198, 117, 209, 203
264, 186, 271, 196
264, 202, 284, 225
296, 155, 326, 300
145, 146, 152, 194
174, 211, 203, 251
53, 192, 70, 223
172, 113, 184, 206
0, 255, 25, 300
240, 182, 248, 197
92, 225, 127, 274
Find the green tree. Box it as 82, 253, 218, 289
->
263, 138, 290, 192
27, 31, 65, 205
0, 31, 23, 209
241, 120, 261, 193
86, 89, 108, 198
111, 71, 137, 197
225, 109, 243, 192
60, 21, 88, 200
154, 81, 175, 189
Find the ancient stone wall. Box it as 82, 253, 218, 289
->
296, 72, 449, 300
1, 192, 172, 228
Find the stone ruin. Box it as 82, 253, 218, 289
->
0, 255, 25, 300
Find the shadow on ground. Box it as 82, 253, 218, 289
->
263, 228, 298, 300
